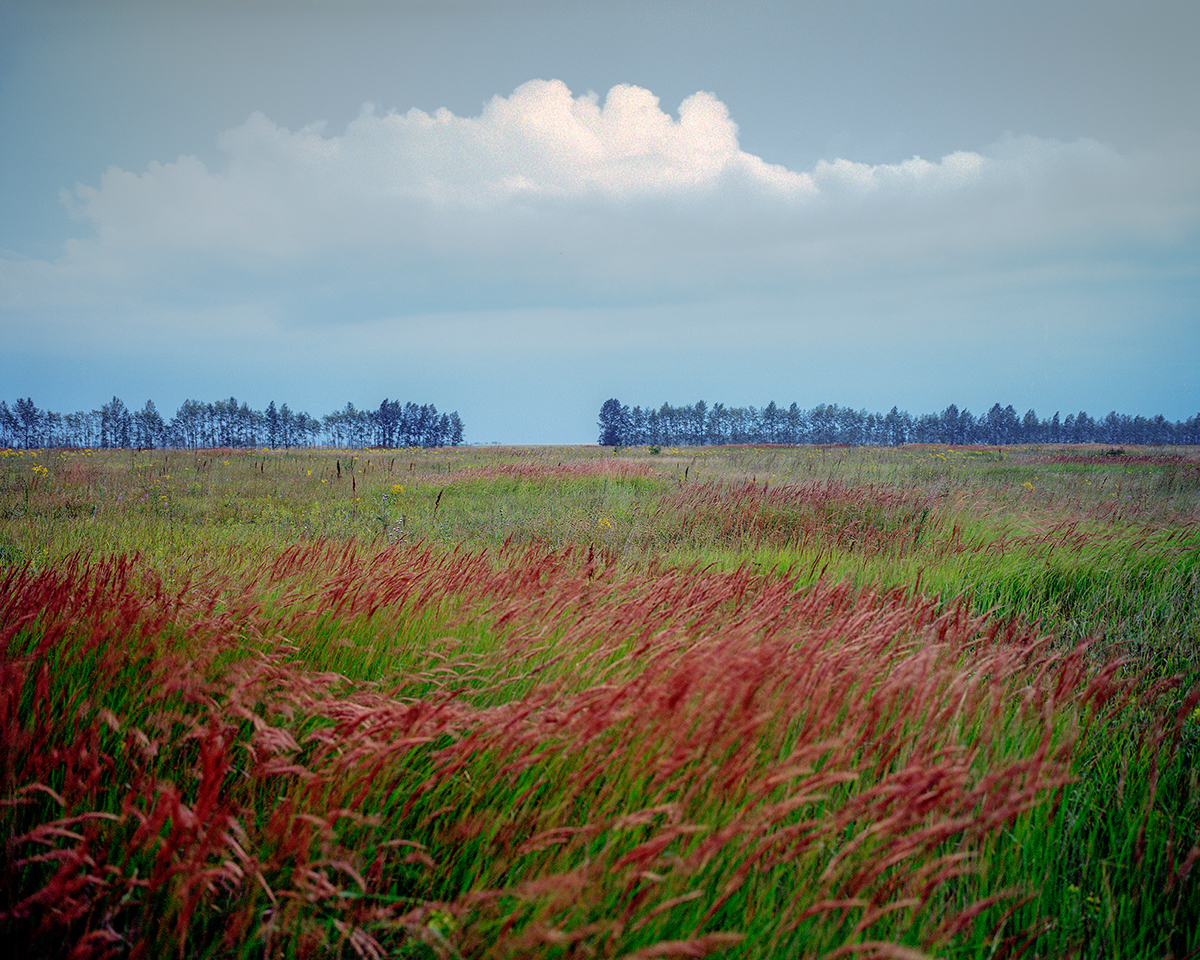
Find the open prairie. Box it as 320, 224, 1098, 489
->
2, 443, 1199, 958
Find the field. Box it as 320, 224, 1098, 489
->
2, 442, 1199, 959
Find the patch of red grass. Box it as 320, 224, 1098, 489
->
661, 479, 933, 556
454, 459, 664, 483
1031, 451, 1200, 467
0, 543, 1177, 957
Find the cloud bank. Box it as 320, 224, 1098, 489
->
3, 79, 1198, 354
50, 80, 1197, 253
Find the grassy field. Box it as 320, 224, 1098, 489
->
2, 443, 1199, 958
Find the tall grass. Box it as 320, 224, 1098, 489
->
3, 541, 1198, 957
2, 443, 1199, 957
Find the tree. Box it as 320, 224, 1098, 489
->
324, 408, 345, 447
645, 407, 662, 445
1022, 409, 1041, 444
810, 404, 836, 444
448, 411, 464, 447
706, 403, 729, 445
173, 400, 207, 448
419, 405, 441, 448
397, 403, 418, 447
959, 410, 977, 444
761, 401, 781, 443
626, 406, 647, 445
0, 402, 15, 447
293, 411, 315, 447
883, 406, 907, 446
1150, 414, 1169, 445
238, 401, 258, 446
133, 400, 165, 448
63, 411, 90, 448
265, 401, 281, 448
340, 402, 370, 448
375, 399, 401, 447
210, 397, 246, 447
1186, 414, 1200, 445
912, 412, 939, 443
327, 402, 370, 448
984, 403, 1005, 445
658, 403, 677, 445
279, 403, 295, 448
14, 398, 42, 448
598, 399, 629, 446
784, 403, 803, 445
864, 411, 882, 445
689, 401, 708, 445
939, 404, 959, 445
835, 407, 865, 445
100, 397, 131, 448
1072, 411, 1093, 444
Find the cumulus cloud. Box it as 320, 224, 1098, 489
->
6, 79, 1199, 328
56, 80, 816, 259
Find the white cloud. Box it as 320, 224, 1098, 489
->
5, 79, 1198, 329
57, 79, 819, 260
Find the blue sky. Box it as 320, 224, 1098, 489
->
1, 0, 1197, 443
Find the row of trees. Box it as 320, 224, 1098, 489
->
0, 397, 465, 450
598, 399, 1200, 447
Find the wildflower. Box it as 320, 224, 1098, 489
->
427, 909, 456, 935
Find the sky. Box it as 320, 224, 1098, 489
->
1, 0, 1198, 444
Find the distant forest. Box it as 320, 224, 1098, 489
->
0, 397, 464, 450
598, 399, 1200, 447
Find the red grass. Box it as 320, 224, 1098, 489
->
0, 543, 1169, 957
453, 459, 664, 483
662, 479, 934, 556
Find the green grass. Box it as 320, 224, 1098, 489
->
2, 442, 1199, 958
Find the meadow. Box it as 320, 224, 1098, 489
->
2, 442, 1198, 958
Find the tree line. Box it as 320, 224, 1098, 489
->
598, 399, 1200, 447
0, 396, 465, 450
